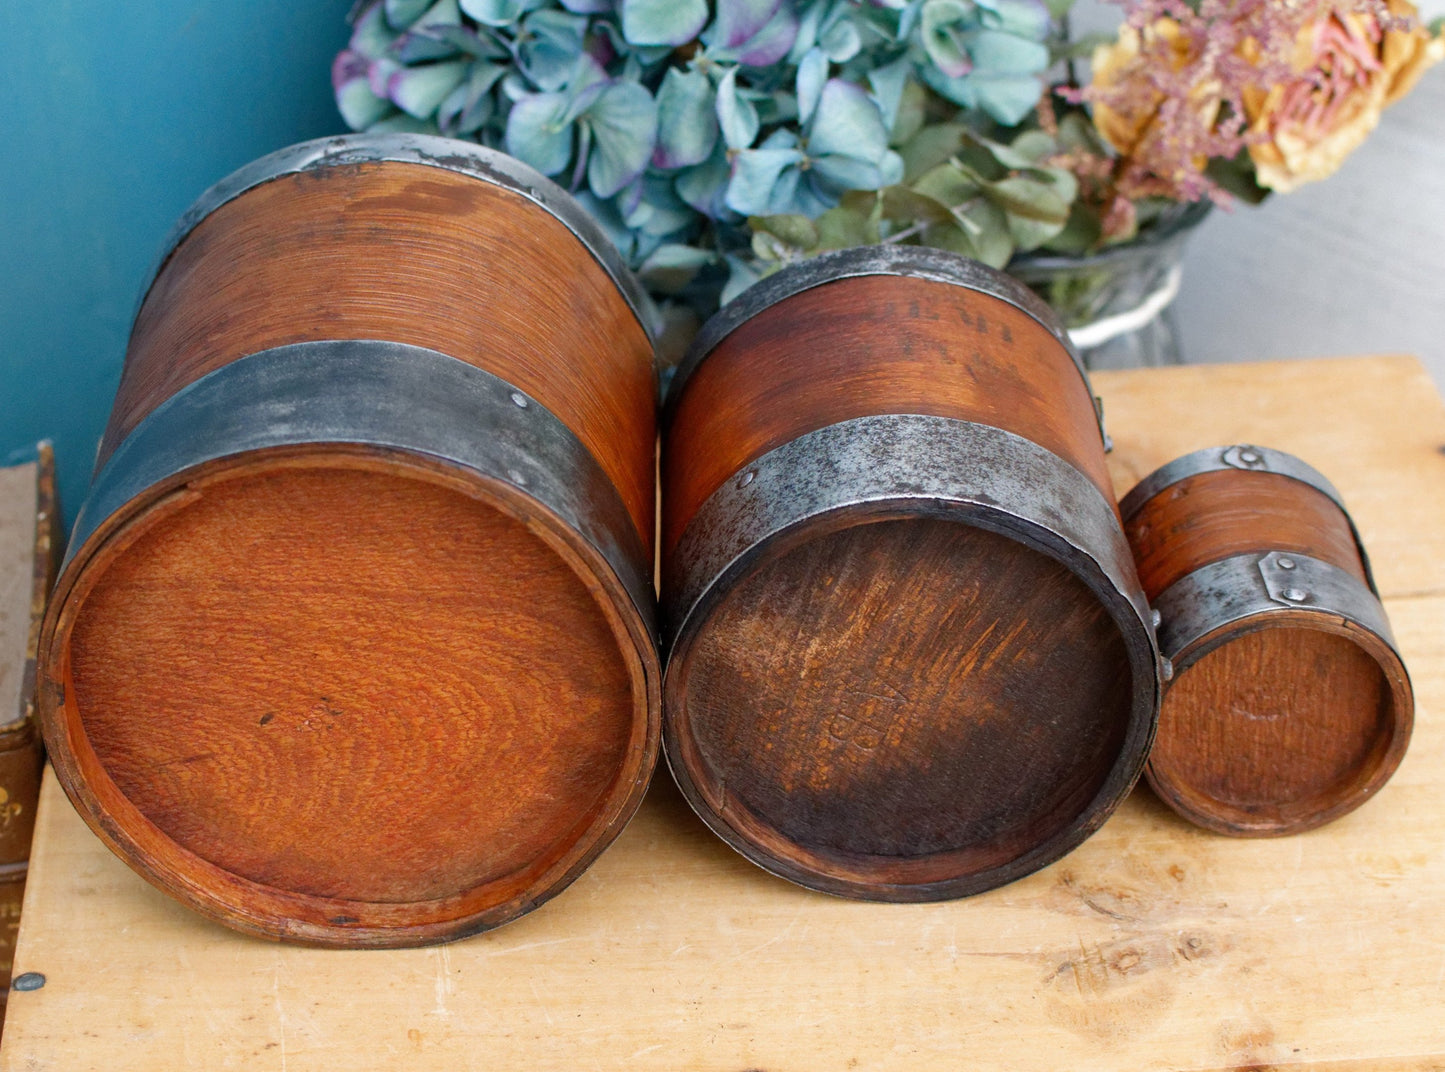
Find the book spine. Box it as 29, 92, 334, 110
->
0, 444, 57, 1015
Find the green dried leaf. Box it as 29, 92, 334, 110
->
1040, 201, 1103, 255
1033, 165, 1078, 205
752, 230, 799, 262
890, 80, 929, 149
879, 185, 952, 224
912, 162, 982, 208
750, 214, 820, 250
1056, 111, 1109, 156
1205, 151, 1270, 206
900, 123, 968, 182
1007, 129, 1056, 164
922, 209, 1011, 268
815, 204, 878, 249
1004, 211, 1064, 252
953, 135, 1010, 182
638, 243, 714, 293
983, 175, 1069, 223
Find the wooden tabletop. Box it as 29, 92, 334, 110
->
4, 355, 1445, 1072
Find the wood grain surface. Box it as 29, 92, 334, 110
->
4, 356, 1445, 1071
668, 517, 1132, 892
1124, 470, 1366, 596
662, 274, 1108, 551
1152, 621, 1402, 834
111, 161, 655, 550
42, 450, 658, 946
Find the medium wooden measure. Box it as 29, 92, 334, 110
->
661, 247, 1162, 901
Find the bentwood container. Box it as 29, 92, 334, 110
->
1122, 445, 1412, 835
661, 246, 1161, 901
37, 134, 661, 947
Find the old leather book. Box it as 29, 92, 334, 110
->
0, 444, 57, 1021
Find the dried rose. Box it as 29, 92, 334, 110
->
1084, 16, 1234, 203
1242, 0, 1444, 193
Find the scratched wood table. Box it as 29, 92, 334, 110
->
3, 355, 1444, 1072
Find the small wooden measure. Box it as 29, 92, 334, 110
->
1122, 445, 1413, 835
37, 134, 661, 947
661, 247, 1161, 901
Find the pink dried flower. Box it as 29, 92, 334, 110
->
1070, 0, 1433, 202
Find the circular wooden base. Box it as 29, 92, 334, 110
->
1147, 616, 1412, 836
41, 449, 659, 946
665, 515, 1146, 900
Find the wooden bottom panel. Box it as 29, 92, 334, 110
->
1150, 623, 1399, 834
51, 457, 653, 937
670, 517, 1135, 891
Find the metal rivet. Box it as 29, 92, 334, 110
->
738, 470, 756, 488
12, 972, 45, 992
1277, 557, 1296, 570
509, 392, 528, 408
1160, 657, 1174, 682
507, 469, 528, 487
1239, 449, 1261, 464
1150, 608, 1162, 629
1282, 587, 1307, 602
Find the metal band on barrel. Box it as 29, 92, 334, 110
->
64, 340, 656, 641
1152, 551, 1397, 670
665, 414, 1156, 675
137, 133, 655, 340
1117, 444, 1376, 594
663, 246, 1106, 447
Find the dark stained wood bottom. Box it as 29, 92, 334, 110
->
1150, 625, 1392, 832
674, 517, 1135, 887
66, 461, 640, 906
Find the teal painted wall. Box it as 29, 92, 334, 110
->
1, 3, 350, 526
